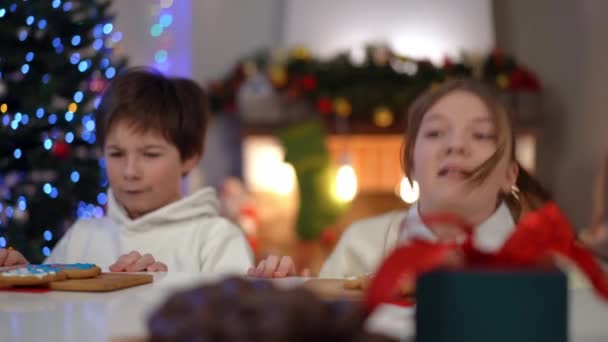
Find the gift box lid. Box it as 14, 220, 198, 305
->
416, 267, 567, 342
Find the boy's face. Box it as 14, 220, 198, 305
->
411, 90, 518, 224
103, 120, 199, 219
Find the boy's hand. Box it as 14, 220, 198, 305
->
109, 251, 168, 272
247, 255, 310, 278
0, 248, 28, 266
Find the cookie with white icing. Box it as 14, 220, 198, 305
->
0, 265, 64, 286
0, 263, 101, 286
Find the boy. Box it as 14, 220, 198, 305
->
11, 67, 253, 273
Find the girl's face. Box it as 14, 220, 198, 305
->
411, 90, 518, 224
104, 120, 199, 219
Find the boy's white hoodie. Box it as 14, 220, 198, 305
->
46, 187, 253, 274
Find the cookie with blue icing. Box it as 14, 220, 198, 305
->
0, 263, 101, 286
0, 264, 64, 286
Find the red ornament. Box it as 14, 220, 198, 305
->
442, 56, 454, 70
321, 228, 339, 247
417, 59, 434, 71
491, 47, 506, 67
52, 141, 71, 159
285, 84, 301, 100
240, 205, 259, 223
208, 81, 223, 95
233, 64, 246, 81
508, 68, 526, 90
89, 77, 108, 92
520, 68, 542, 91
300, 74, 318, 92
223, 100, 237, 113
316, 97, 333, 115
246, 235, 259, 256
508, 67, 541, 92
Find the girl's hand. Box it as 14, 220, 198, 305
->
109, 251, 168, 272
247, 255, 310, 278
0, 248, 28, 266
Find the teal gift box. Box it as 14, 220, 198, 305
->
415, 267, 567, 342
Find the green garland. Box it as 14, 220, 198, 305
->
208, 45, 541, 128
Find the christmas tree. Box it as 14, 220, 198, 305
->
0, 0, 126, 262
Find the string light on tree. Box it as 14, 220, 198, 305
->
149, 0, 175, 72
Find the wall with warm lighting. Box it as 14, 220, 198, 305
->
283, 0, 495, 63
191, 0, 283, 81
112, 0, 494, 80
111, 0, 193, 77
243, 134, 421, 203
495, 0, 608, 227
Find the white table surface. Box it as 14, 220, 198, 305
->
0, 272, 607, 342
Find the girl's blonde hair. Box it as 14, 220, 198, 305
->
401, 78, 550, 220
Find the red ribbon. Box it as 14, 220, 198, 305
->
364, 240, 456, 311
364, 202, 608, 312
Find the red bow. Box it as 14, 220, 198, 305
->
365, 202, 608, 311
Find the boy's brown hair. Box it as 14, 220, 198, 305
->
402, 78, 550, 220
95, 67, 209, 161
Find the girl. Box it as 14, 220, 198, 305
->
249, 78, 550, 278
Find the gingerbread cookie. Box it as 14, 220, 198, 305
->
0, 263, 101, 287
0, 265, 64, 286
343, 275, 371, 291
46, 263, 101, 279
343, 274, 416, 297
